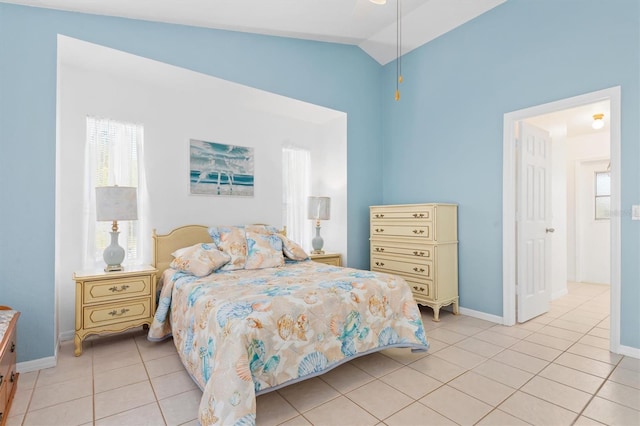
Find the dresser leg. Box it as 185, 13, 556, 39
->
453, 300, 460, 315
74, 334, 82, 357
432, 306, 441, 322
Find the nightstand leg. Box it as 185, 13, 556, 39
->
74, 333, 82, 357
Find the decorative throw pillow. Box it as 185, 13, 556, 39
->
277, 234, 309, 261
208, 226, 248, 270
245, 230, 285, 270
170, 243, 230, 277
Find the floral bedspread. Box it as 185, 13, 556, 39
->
148, 260, 429, 425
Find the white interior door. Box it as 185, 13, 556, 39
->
517, 121, 553, 322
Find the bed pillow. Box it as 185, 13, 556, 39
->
208, 226, 248, 271
170, 243, 230, 277
245, 230, 285, 270
277, 234, 309, 261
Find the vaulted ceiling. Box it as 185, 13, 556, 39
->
3, 0, 506, 64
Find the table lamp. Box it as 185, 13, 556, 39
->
307, 196, 330, 254
96, 186, 138, 272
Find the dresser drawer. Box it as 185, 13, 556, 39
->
83, 275, 152, 304
370, 224, 431, 239
371, 205, 434, 221
405, 278, 434, 299
83, 298, 151, 329
371, 256, 432, 279
371, 242, 433, 259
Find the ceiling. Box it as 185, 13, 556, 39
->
526, 100, 611, 139
4, 0, 506, 64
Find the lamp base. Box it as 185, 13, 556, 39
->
103, 230, 125, 273
104, 264, 124, 273
311, 249, 325, 255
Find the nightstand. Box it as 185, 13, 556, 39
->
73, 265, 157, 356
310, 252, 342, 266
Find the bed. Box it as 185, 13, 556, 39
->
147, 224, 429, 425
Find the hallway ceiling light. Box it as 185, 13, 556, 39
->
592, 113, 605, 130
369, 0, 387, 4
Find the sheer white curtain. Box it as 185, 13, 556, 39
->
83, 116, 148, 268
282, 146, 311, 250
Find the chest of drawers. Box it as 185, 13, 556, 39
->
0, 308, 19, 426
370, 203, 458, 321
73, 265, 157, 356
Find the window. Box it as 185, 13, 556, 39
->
282, 146, 311, 250
84, 116, 147, 268
595, 171, 610, 220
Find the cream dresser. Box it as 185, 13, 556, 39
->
370, 203, 458, 321
73, 265, 157, 356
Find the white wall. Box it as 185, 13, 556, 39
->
56, 41, 347, 339
566, 132, 610, 283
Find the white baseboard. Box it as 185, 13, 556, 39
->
552, 289, 569, 300
59, 330, 75, 342
618, 344, 640, 359
458, 307, 503, 325
17, 356, 57, 373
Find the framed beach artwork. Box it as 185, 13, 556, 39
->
190, 139, 255, 196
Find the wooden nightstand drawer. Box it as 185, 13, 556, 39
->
83, 275, 152, 304
83, 298, 152, 329
310, 253, 342, 266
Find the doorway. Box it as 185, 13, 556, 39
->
502, 86, 621, 353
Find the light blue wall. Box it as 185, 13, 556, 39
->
381, 0, 640, 348
0, 3, 383, 362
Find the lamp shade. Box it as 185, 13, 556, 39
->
96, 186, 138, 221
307, 196, 330, 221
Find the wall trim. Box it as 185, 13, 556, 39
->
458, 307, 503, 324
503, 86, 622, 354
618, 344, 640, 360
17, 356, 56, 373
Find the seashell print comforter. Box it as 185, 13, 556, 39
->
148, 260, 429, 425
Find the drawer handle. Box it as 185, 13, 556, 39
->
375, 247, 385, 252
108, 308, 130, 317
374, 214, 385, 218
412, 229, 425, 234
109, 284, 130, 293
413, 267, 425, 273
0, 374, 3, 386
412, 285, 425, 292
412, 251, 426, 257
375, 228, 385, 233
10, 372, 15, 383
375, 261, 385, 267
412, 213, 425, 218
11, 341, 15, 352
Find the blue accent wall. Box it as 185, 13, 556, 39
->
1, 0, 639, 362
381, 0, 640, 348
0, 3, 382, 362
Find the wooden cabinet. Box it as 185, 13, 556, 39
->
0, 308, 19, 426
73, 265, 157, 356
370, 203, 458, 321
310, 252, 342, 266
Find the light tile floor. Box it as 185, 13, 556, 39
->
7, 282, 640, 425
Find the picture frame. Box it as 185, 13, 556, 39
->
189, 139, 254, 196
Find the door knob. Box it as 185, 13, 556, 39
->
546, 227, 555, 233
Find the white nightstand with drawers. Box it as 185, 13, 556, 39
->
73, 265, 157, 356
